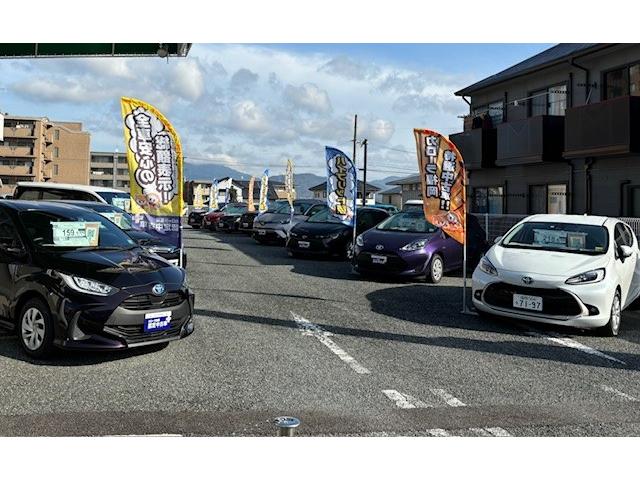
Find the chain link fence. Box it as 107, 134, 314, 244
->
471, 213, 640, 243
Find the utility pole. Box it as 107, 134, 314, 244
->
361, 139, 368, 206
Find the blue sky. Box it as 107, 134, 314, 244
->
0, 43, 552, 180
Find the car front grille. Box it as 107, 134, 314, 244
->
104, 320, 184, 344
483, 282, 582, 316
121, 292, 184, 311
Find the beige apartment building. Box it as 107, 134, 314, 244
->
90, 151, 130, 191
0, 115, 90, 196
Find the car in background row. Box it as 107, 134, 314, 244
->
473, 214, 640, 336
354, 210, 487, 283
373, 203, 399, 215
0, 200, 194, 357
14, 182, 131, 209
188, 204, 226, 229
253, 200, 326, 244
287, 207, 390, 259
401, 200, 423, 212
215, 203, 250, 232
203, 203, 247, 230
238, 200, 289, 233
54, 201, 187, 267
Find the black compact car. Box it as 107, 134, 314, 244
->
188, 205, 225, 229
286, 207, 390, 259
51, 201, 187, 267
0, 200, 194, 357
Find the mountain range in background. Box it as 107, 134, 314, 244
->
184, 163, 407, 198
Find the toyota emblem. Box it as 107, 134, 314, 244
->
152, 283, 166, 296
521, 276, 533, 285
375, 244, 384, 251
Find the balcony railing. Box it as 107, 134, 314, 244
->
0, 145, 35, 157
564, 95, 640, 158
450, 128, 497, 170
0, 165, 34, 176
496, 115, 565, 166
2, 127, 36, 138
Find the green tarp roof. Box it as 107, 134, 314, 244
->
0, 43, 192, 58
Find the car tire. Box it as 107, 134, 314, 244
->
426, 254, 444, 284
599, 290, 622, 337
181, 253, 188, 268
18, 297, 55, 358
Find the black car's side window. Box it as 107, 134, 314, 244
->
0, 209, 23, 251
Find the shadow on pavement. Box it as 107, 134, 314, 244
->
194, 307, 640, 371
0, 336, 168, 366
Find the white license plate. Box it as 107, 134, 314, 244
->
513, 294, 543, 311
144, 311, 172, 332
298, 241, 310, 248
242, 222, 249, 228
371, 254, 387, 264
218, 222, 225, 227
168, 259, 179, 266
258, 229, 266, 235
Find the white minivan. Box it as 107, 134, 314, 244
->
473, 214, 640, 336
13, 182, 131, 210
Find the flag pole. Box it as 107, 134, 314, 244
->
351, 114, 358, 260
461, 169, 475, 315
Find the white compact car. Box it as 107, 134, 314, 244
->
472, 214, 640, 336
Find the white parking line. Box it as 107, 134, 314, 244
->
427, 428, 450, 437
484, 427, 511, 437
468, 427, 493, 437
525, 330, 626, 365
429, 388, 467, 407
382, 390, 431, 409
291, 312, 370, 374
601, 385, 638, 401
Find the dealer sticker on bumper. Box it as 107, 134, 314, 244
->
144, 311, 172, 332
371, 254, 387, 264
298, 241, 310, 248
258, 229, 266, 235
242, 222, 249, 228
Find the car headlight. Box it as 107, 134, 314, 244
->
289, 231, 299, 238
566, 268, 605, 285
400, 239, 428, 251
356, 234, 364, 247
479, 257, 498, 276
329, 232, 343, 240
58, 272, 117, 296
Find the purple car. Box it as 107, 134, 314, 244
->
354, 211, 487, 283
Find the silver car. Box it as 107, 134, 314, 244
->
253, 200, 326, 244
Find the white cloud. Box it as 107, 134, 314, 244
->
229, 100, 270, 133
168, 60, 205, 102
230, 68, 259, 89
319, 55, 378, 81
283, 82, 332, 114
9, 77, 115, 103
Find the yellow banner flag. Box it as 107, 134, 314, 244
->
285, 158, 295, 207
121, 97, 184, 247
414, 128, 466, 244
194, 184, 204, 209
247, 176, 256, 212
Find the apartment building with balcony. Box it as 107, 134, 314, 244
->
0, 115, 90, 196
450, 43, 640, 216
90, 151, 130, 191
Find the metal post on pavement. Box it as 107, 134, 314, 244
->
350, 114, 358, 260
274, 416, 300, 437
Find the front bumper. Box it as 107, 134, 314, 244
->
55, 289, 195, 351
253, 224, 289, 242
286, 236, 345, 256
354, 247, 430, 276
472, 267, 613, 329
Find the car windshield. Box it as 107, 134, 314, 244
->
307, 209, 344, 224
99, 191, 131, 210
86, 205, 134, 230
502, 221, 609, 255
402, 203, 423, 212
19, 209, 138, 251
225, 204, 247, 215
376, 211, 438, 233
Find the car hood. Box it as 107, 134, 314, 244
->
127, 230, 171, 247
361, 229, 439, 250
489, 245, 608, 277
292, 222, 350, 237
255, 212, 306, 225
38, 247, 181, 288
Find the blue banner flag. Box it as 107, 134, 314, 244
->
325, 146, 357, 226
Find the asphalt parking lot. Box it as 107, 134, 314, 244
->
2, 226, 640, 436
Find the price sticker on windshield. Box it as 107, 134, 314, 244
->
51, 222, 100, 247
100, 212, 126, 229
112, 197, 131, 212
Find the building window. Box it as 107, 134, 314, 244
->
54, 129, 60, 140
473, 101, 504, 126
473, 186, 503, 214
53, 164, 59, 176
605, 62, 640, 99
530, 84, 567, 116
53, 147, 59, 158
529, 184, 567, 214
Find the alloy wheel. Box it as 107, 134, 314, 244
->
21, 307, 46, 351
432, 257, 443, 282
611, 294, 621, 335
346, 241, 354, 260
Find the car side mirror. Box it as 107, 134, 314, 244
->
494, 236, 503, 245
619, 245, 634, 259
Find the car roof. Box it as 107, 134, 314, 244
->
403, 200, 423, 205
525, 214, 609, 226
0, 199, 103, 214
48, 200, 126, 212
16, 181, 125, 194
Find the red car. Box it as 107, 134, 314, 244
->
203, 203, 246, 230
